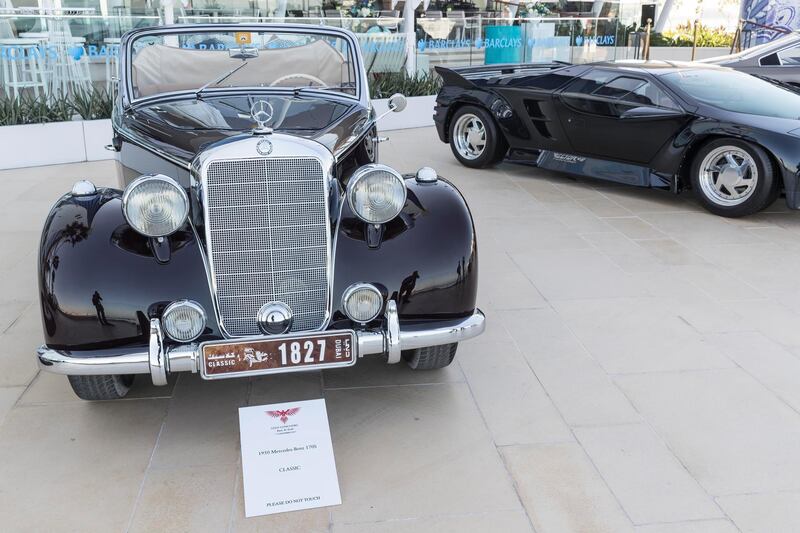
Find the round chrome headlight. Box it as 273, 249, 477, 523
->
122, 174, 189, 237
347, 164, 407, 224
342, 283, 383, 323
162, 300, 206, 342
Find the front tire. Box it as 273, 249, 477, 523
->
448, 105, 507, 168
68, 374, 134, 400
403, 343, 458, 370
690, 138, 778, 217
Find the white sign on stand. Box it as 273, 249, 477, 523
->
238, 399, 342, 517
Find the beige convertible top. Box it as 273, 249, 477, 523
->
132, 39, 349, 98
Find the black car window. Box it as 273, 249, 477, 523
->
563, 69, 616, 95
777, 44, 800, 65
593, 76, 646, 98
621, 82, 681, 109
663, 69, 800, 119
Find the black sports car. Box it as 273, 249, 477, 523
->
434, 60, 800, 217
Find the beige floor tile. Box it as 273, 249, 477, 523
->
333, 510, 533, 532
128, 464, 237, 533
0, 400, 167, 532
575, 423, 722, 524
636, 239, 707, 266
0, 302, 41, 387
526, 352, 641, 427
707, 331, 800, 413
483, 216, 591, 253
477, 267, 547, 310
18, 370, 177, 405
671, 264, 764, 301
0, 386, 23, 426
639, 212, 766, 249
635, 520, 739, 533
458, 341, 573, 445
249, 370, 324, 404
716, 491, 800, 533
722, 299, 800, 348
511, 248, 653, 301
605, 217, 668, 241
149, 374, 248, 470
544, 201, 617, 234
323, 354, 463, 390
498, 307, 587, 361
617, 368, 800, 495
0, 300, 30, 335
553, 298, 733, 374
501, 443, 635, 533
326, 383, 522, 523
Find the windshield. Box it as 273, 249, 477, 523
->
128, 29, 358, 101
662, 69, 800, 119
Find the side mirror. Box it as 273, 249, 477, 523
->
388, 93, 407, 113
620, 106, 684, 119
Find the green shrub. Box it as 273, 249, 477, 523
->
650, 22, 734, 48
369, 71, 442, 99
0, 89, 112, 126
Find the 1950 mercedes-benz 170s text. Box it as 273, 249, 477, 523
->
36, 24, 485, 400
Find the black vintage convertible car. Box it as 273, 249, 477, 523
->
36, 24, 485, 400
435, 60, 800, 217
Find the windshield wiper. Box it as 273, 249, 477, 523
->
195, 61, 250, 100
291, 84, 356, 98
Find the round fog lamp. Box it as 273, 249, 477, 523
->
347, 164, 406, 224
122, 174, 189, 237
162, 300, 206, 342
342, 283, 383, 323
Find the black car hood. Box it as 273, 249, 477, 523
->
120, 95, 370, 164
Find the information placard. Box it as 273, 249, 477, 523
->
238, 399, 342, 517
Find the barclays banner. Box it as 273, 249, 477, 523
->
742, 0, 800, 43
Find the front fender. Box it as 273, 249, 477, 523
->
332, 175, 478, 321
38, 189, 219, 350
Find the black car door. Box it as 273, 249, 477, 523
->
555, 69, 689, 165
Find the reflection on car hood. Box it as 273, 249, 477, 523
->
122, 95, 369, 163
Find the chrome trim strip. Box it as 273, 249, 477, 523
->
36, 310, 487, 383
384, 300, 401, 364
148, 319, 168, 386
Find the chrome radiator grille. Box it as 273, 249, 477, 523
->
204, 157, 329, 336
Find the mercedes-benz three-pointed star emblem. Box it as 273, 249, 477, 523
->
250, 99, 274, 131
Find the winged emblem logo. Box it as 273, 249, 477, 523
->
266, 407, 301, 424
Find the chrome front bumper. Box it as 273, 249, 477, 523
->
37, 303, 485, 386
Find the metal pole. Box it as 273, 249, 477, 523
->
643, 18, 651, 60
403, 0, 417, 76
691, 19, 698, 61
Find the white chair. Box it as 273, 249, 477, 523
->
47, 29, 92, 97
0, 37, 48, 98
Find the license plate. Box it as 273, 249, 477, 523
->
199, 331, 356, 380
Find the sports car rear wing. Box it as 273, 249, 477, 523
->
435, 62, 570, 88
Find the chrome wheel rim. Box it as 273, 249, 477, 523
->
698, 146, 758, 206
453, 113, 487, 160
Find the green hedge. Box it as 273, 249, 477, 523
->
1, 73, 442, 126
0, 89, 113, 126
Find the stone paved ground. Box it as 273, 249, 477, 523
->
2, 126, 800, 532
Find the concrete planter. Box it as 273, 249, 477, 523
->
0, 119, 114, 171
374, 95, 436, 132
0, 96, 437, 170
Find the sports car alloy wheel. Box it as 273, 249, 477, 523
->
453, 113, 487, 160
698, 146, 759, 206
